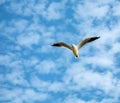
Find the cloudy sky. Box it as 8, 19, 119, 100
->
0, 0, 120, 103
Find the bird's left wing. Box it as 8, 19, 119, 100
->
51, 42, 72, 50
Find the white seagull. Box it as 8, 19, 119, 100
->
51, 36, 100, 58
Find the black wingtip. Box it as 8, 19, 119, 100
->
51, 44, 56, 46
51, 43, 61, 46
88, 36, 100, 42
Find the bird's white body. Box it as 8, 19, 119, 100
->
71, 44, 79, 58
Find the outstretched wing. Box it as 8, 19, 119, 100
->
77, 36, 100, 49
51, 42, 72, 50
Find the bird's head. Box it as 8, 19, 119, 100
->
72, 44, 76, 48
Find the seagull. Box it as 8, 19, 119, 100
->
51, 36, 100, 58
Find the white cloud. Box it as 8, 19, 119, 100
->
0, 88, 23, 101
35, 60, 57, 74
0, 55, 11, 66
44, 2, 64, 20
93, 0, 114, 5
0, 53, 22, 69
0, 54, 29, 86
111, 42, 120, 54
30, 76, 50, 91
17, 33, 40, 48
82, 55, 114, 68
63, 63, 116, 93
61, 95, 97, 103
30, 75, 66, 93
5, 1, 64, 20
48, 81, 64, 92
0, 19, 29, 44
11, 19, 28, 33
112, 2, 120, 16
0, 88, 50, 103
22, 89, 49, 102
6, 69, 29, 86
75, 1, 109, 19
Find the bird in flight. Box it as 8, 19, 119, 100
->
51, 36, 100, 58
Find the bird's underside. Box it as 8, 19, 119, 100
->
51, 36, 100, 58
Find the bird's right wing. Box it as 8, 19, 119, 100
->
51, 42, 72, 50
77, 36, 100, 49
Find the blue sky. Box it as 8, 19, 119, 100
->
0, 0, 120, 103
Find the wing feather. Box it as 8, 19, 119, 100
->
51, 42, 72, 50
77, 36, 100, 49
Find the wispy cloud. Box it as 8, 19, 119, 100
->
75, 2, 109, 19
0, 88, 50, 103
35, 60, 57, 74
63, 62, 115, 93
17, 33, 40, 48
5, 0, 65, 20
